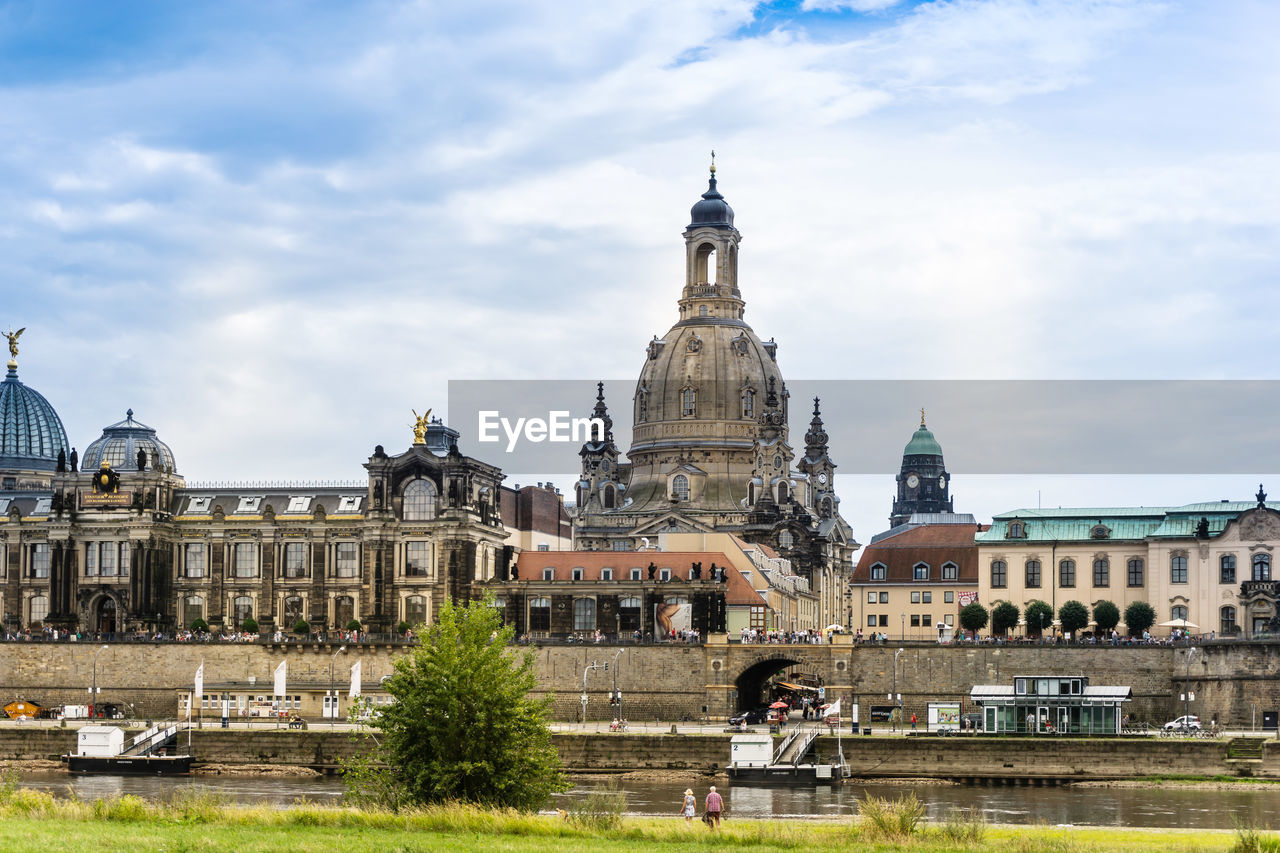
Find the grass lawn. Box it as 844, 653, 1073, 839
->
0, 799, 1258, 853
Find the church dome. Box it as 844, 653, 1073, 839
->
903, 424, 943, 457
81, 410, 177, 474
0, 363, 69, 473
689, 171, 735, 229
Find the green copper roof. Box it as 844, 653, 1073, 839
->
976, 502, 1280, 544
903, 426, 942, 457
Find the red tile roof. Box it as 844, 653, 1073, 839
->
852, 523, 984, 584
512, 550, 765, 607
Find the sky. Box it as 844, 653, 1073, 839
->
3, 0, 1279, 540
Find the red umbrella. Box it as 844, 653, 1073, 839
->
769, 700, 788, 709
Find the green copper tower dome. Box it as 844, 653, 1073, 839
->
0, 333, 70, 476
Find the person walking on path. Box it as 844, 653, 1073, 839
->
704, 785, 724, 828
910, 713, 918, 731
680, 788, 696, 824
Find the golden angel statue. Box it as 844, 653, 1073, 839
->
4, 327, 24, 360
412, 408, 432, 445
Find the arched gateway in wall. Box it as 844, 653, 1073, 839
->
709, 645, 852, 719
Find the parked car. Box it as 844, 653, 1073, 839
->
961, 712, 983, 732
1164, 715, 1201, 731
729, 707, 770, 726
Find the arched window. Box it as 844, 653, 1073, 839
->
29, 594, 48, 625
776, 481, 789, 503
1127, 558, 1144, 587
1221, 554, 1237, 584
334, 595, 355, 627
403, 479, 438, 521
1220, 605, 1238, 635
184, 596, 204, 626
405, 595, 428, 626
528, 597, 551, 632
1254, 553, 1272, 582
233, 596, 253, 626
1025, 559, 1041, 588
1092, 558, 1110, 587
742, 389, 755, 419
636, 391, 647, 423
1171, 604, 1188, 622
1007, 521, 1025, 539
618, 596, 642, 632
573, 598, 596, 631
695, 242, 717, 284
1059, 559, 1076, 588
778, 530, 794, 549
283, 596, 304, 626
1170, 554, 1188, 584
698, 305, 709, 317
603, 484, 616, 509
990, 560, 1007, 588
672, 475, 690, 501
820, 496, 834, 518
681, 387, 696, 418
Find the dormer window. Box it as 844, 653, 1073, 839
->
601, 568, 613, 581
542, 568, 554, 581
672, 475, 690, 501
913, 562, 930, 580
1091, 524, 1110, 539
1007, 520, 1026, 539
660, 568, 671, 581
286, 496, 312, 513
186, 496, 212, 514
870, 562, 887, 581
337, 495, 362, 513
235, 496, 262, 514
571, 568, 584, 581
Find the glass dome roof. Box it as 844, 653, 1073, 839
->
81, 410, 177, 474
0, 364, 69, 473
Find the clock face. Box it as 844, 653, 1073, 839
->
906, 474, 920, 488
938, 475, 946, 488
818, 473, 828, 485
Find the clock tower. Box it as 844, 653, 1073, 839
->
890, 411, 952, 527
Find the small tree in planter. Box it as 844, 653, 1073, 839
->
1093, 600, 1120, 634
1124, 601, 1156, 637
991, 601, 1020, 636
346, 619, 362, 632
1025, 600, 1054, 637
241, 617, 259, 634
292, 619, 310, 635
189, 618, 209, 633
1058, 600, 1090, 637
396, 621, 412, 635
959, 602, 989, 639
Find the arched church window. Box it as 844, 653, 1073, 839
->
403, 479, 437, 521
636, 391, 648, 423
29, 595, 49, 625
695, 242, 716, 284
672, 475, 690, 501
776, 481, 789, 503
742, 389, 755, 419
603, 484, 616, 509
778, 530, 794, 549
698, 305, 709, 317
681, 387, 696, 418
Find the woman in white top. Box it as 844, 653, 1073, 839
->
680, 788, 696, 823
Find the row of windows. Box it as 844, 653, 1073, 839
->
865, 613, 956, 628
183, 542, 362, 580
526, 596, 645, 632
864, 590, 959, 605
990, 553, 1273, 588
867, 562, 960, 582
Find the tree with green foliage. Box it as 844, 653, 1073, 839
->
1058, 600, 1089, 635
1024, 600, 1054, 636
1124, 601, 1157, 636
396, 620, 412, 635
346, 619, 362, 632
959, 602, 989, 636
1093, 600, 1120, 633
292, 619, 310, 635
240, 617, 258, 633
344, 594, 566, 811
991, 601, 1020, 636
189, 618, 209, 633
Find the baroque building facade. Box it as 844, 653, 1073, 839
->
975, 487, 1280, 638
0, 339, 555, 635
571, 168, 858, 629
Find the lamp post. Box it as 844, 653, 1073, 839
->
894, 647, 904, 732
90, 644, 108, 717
329, 645, 346, 725
1184, 647, 1197, 728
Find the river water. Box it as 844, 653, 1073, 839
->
16, 772, 1280, 829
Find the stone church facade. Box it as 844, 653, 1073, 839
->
572, 167, 858, 628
